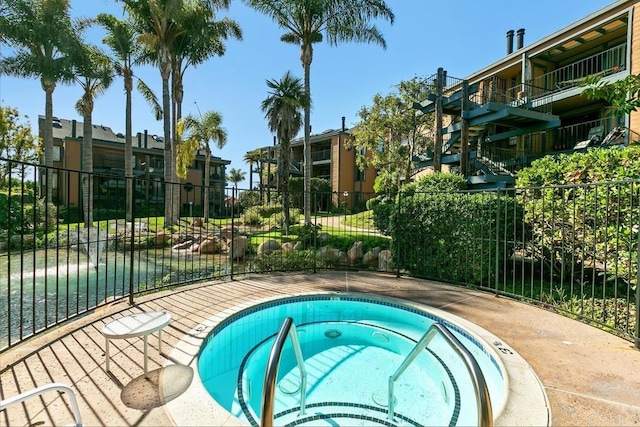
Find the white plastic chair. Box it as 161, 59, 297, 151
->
0, 383, 82, 427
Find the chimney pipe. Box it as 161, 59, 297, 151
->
72, 119, 77, 138
137, 132, 141, 148
144, 130, 148, 149
506, 30, 514, 55
516, 28, 525, 50
341, 116, 346, 132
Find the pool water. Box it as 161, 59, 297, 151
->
197, 295, 506, 426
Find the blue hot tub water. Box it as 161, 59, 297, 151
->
197, 295, 505, 426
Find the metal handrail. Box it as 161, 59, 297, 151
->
0, 383, 83, 427
260, 317, 307, 427
388, 323, 493, 427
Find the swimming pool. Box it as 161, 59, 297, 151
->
196, 294, 506, 426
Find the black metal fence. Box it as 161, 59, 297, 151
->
1, 159, 638, 351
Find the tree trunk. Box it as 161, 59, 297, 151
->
204, 146, 211, 221
82, 95, 94, 228
42, 82, 55, 205
302, 50, 312, 224
282, 136, 291, 235
171, 68, 182, 224
161, 62, 173, 226
125, 70, 133, 222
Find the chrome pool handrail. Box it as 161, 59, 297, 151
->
388, 322, 493, 427
261, 317, 307, 427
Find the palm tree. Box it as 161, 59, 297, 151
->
73, 45, 114, 228
244, 0, 394, 224
261, 71, 308, 235
170, 1, 241, 223
226, 167, 246, 207
243, 149, 261, 191
95, 12, 163, 222
176, 111, 227, 222
122, 0, 184, 226
0, 0, 78, 204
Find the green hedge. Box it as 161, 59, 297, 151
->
391, 191, 522, 285
516, 146, 640, 289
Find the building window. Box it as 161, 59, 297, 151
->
53, 146, 62, 162
51, 171, 58, 189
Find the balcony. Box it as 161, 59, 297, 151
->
312, 148, 331, 162
529, 44, 627, 94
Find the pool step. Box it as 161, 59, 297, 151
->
273, 402, 422, 427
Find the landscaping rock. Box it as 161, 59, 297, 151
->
362, 246, 381, 268
191, 217, 203, 228
281, 242, 296, 252
317, 246, 348, 266
221, 226, 239, 240
258, 239, 281, 255
199, 237, 221, 254
378, 249, 394, 272
228, 235, 248, 260
347, 241, 364, 265
153, 233, 171, 248
318, 232, 331, 242
293, 241, 304, 251
172, 240, 193, 251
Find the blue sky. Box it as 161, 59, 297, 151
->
1, 0, 613, 183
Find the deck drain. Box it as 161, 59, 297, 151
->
324, 329, 342, 338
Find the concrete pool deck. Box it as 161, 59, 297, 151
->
1, 272, 639, 426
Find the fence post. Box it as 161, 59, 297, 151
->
494, 189, 501, 295
636, 188, 639, 349
396, 191, 401, 278
230, 187, 235, 280
128, 176, 135, 305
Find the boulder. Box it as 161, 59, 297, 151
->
221, 226, 239, 240
191, 217, 203, 228
228, 235, 248, 260
378, 249, 394, 272
258, 239, 281, 255
317, 246, 348, 266
281, 242, 296, 252
347, 241, 364, 265
199, 237, 220, 254
362, 246, 381, 268
153, 233, 171, 248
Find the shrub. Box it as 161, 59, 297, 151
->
268, 209, 300, 228
390, 190, 522, 285
516, 146, 640, 290
241, 206, 262, 226
258, 203, 282, 218
372, 196, 395, 235
295, 223, 322, 249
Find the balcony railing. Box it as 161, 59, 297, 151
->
311, 149, 331, 162
470, 77, 553, 114
530, 44, 627, 93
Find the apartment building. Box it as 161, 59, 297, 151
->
38, 116, 230, 215
250, 118, 375, 211
413, 0, 639, 187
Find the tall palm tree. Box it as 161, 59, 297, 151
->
226, 167, 246, 206
244, 0, 394, 224
122, 0, 184, 226
73, 45, 114, 228
176, 111, 227, 222
243, 148, 261, 191
0, 0, 78, 204
261, 71, 308, 235
95, 12, 163, 222
170, 1, 241, 223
